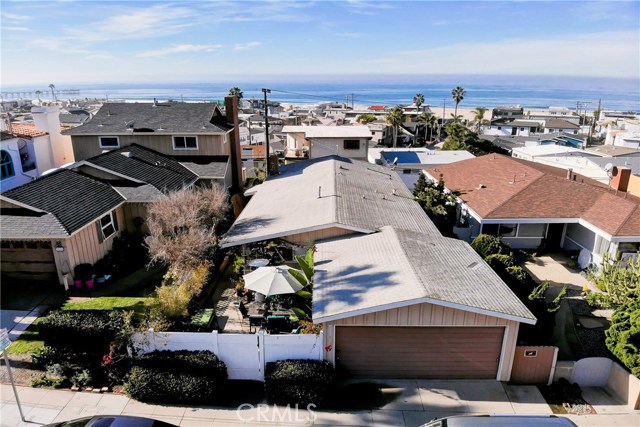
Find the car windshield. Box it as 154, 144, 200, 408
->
58, 418, 93, 427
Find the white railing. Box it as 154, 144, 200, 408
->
131, 330, 324, 381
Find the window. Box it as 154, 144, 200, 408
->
173, 136, 198, 149
520, 128, 525, 131
343, 139, 360, 150
99, 136, 119, 148
497, 126, 502, 130
482, 224, 499, 236
518, 223, 547, 238
498, 223, 518, 237
1, 150, 15, 180
97, 212, 117, 241
548, 129, 554, 132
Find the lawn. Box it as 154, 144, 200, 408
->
6, 317, 45, 355
61, 296, 154, 314
6, 297, 155, 355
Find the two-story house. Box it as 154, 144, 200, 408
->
280, 125, 372, 160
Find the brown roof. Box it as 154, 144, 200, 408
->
368, 105, 387, 111
241, 145, 266, 159
7, 123, 48, 138
428, 154, 640, 237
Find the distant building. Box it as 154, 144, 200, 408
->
280, 125, 372, 160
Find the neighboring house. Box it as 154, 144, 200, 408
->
0, 144, 205, 286
482, 119, 541, 137
59, 108, 91, 127
280, 125, 372, 160
368, 147, 474, 190
221, 156, 440, 250
221, 156, 536, 381
510, 145, 592, 162
64, 102, 233, 161
367, 123, 393, 146
315, 226, 535, 380
0, 106, 76, 191
425, 154, 640, 268
491, 106, 524, 119
603, 118, 640, 149
542, 118, 580, 134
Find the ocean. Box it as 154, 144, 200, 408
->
3, 75, 639, 112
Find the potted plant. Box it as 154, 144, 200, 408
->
235, 279, 245, 297
74, 263, 93, 288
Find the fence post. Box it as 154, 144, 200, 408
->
258, 330, 265, 380
318, 331, 324, 360
212, 330, 219, 355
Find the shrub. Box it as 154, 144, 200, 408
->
154, 282, 192, 319
471, 234, 505, 259
32, 375, 67, 389
605, 295, 640, 376
485, 253, 515, 269
126, 351, 227, 404
586, 292, 614, 309
37, 310, 124, 349
505, 266, 530, 289
529, 281, 549, 301
265, 359, 335, 407
548, 286, 567, 313
126, 366, 223, 404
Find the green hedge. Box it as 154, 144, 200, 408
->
37, 310, 124, 349
125, 350, 227, 404
471, 234, 505, 259
606, 296, 640, 376
265, 359, 335, 407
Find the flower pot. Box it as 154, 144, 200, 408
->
74, 280, 82, 289
86, 279, 94, 288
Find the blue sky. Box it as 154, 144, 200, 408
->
1, 1, 638, 85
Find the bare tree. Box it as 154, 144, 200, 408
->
146, 185, 228, 276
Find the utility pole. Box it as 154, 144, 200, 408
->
262, 88, 271, 176
441, 98, 446, 138
351, 93, 354, 109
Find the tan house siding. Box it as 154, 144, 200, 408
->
71, 134, 230, 161
322, 302, 520, 381
122, 203, 149, 234
52, 206, 125, 284
285, 227, 356, 246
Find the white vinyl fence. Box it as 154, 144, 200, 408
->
131, 330, 324, 381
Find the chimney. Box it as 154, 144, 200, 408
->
225, 95, 244, 192
611, 167, 631, 192
268, 154, 279, 176
566, 168, 573, 180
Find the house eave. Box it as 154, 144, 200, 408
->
314, 296, 537, 325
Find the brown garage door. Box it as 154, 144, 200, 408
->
1, 241, 57, 283
335, 326, 504, 379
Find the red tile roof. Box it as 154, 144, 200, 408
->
368, 105, 387, 111
7, 123, 48, 138
241, 145, 266, 159
428, 154, 640, 237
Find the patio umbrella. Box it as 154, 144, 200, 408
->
242, 265, 303, 297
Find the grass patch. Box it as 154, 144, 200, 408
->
62, 297, 154, 315
6, 318, 45, 355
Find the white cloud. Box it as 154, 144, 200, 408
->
343, 0, 395, 16
2, 12, 31, 21
138, 44, 223, 58
233, 42, 261, 51
373, 31, 639, 78
2, 26, 31, 32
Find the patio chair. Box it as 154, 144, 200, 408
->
248, 315, 265, 333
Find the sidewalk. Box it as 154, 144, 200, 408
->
2, 381, 639, 427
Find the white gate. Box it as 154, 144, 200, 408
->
570, 357, 613, 386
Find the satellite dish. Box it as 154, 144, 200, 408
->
393, 157, 398, 165
604, 163, 614, 177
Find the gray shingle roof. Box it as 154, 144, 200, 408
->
112, 183, 163, 202
177, 156, 229, 178
85, 144, 198, 193
64, 102, 231, 135
221, 156, 439, 247
2, 169, 124, 236
313, 226, 536, 323
0, 210, 67, 238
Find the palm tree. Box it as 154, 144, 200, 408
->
386, 105, 405, 148
35, 90, 42, 101
49, 84, 56, 101
228, 87, 243, 100
451, 86, 466, 122
417, 111, 437, 143
413, 93, 425, 112
471, 107, 488, 134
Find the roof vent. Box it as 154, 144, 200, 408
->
477, 184, 486, 189
120, 151, 132, 158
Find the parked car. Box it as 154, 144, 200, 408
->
45, 416, 177, 427
421, 415, 578, 427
